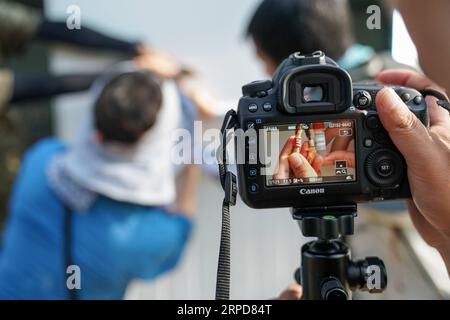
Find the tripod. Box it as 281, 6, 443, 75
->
292, 203, 387, 300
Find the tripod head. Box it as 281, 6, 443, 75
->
292, 203, 387, 300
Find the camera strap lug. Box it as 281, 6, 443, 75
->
420, 88, 450, 113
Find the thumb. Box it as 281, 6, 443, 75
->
288, 153, 318, 178
376, 87, 430, 163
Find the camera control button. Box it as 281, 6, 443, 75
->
365, 150, 404, 187
376, 159, 394, 177
246, 122, 256, 130
374, 130, 391, 145
248, 168, 258, 177
249, 183, 259, 194
413, 96, 423, 105
248, 103, 258, 113
363, 138, 373, 148
401, 92, 411, 102
366, 116, 381, 130
354, 90, 372, 109
263, 102, 273, 112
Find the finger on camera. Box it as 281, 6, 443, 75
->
376, 88, 429, 161
377, 69, 439, 91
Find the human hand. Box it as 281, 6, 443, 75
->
376, 70, 450, 268
135, 46, 183, 79
273, 137, 323, 179
276, 284, 303, 300
179, 81, 219, 120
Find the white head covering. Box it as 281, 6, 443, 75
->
51, 62, 181, 208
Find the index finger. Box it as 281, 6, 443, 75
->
279, 136, 295, 158
376, 70, 444, 92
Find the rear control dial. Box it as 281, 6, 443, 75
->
365, 150, 405, 187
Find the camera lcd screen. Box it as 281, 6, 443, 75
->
263, 120, 356, 186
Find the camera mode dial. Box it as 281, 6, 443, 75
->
242, 80, 272, 97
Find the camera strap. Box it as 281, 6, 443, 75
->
420, 88, 450, 113
215, 109, 238, 300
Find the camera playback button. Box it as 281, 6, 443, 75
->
248, 167, 258, 177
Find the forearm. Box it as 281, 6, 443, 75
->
397, 0, 450, 93
35, 20, 141, 56
10, 73, 99, 104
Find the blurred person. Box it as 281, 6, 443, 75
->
0, 0, 190, 229
246, 0, 411, 81
0, 69, 199, 299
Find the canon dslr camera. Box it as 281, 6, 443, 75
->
236, 51, 428, 209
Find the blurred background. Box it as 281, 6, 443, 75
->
1, 0, 448, 299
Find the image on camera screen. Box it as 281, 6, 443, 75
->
263, 120, 356, 186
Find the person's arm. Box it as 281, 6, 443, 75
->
375, 70, 450, 272
10, 72, 99, 104
35, 20, 141, 56
397, 0, 450, 93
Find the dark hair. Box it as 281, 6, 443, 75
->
94, 72, 163, 144
247, 0, 355, 65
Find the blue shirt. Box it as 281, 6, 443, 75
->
0, 139, 192, 299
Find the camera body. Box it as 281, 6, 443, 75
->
236, 51, 428, 209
